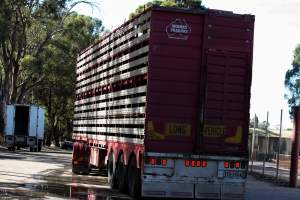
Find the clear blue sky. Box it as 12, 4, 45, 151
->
74, 0, 300, 129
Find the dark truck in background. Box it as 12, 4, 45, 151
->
72, 6, 254, 199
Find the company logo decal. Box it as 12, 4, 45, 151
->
166, 19, 191, 40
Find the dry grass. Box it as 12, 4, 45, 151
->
278, 154, 300, 170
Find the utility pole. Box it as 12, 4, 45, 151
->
262, 112, 269, 176
251, 114, 256, 171
290, 106, 300, 187
276, 109, 283, 180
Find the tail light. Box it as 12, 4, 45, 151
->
146, 157, 168, 167
185, 159, 207, 168
162, 159, 167, 166
224, 161, 246, 169
185, 160, 190, 167
230, 161, 234, 168
150, 158, 156, 165
235, 161, 240, 168
224, 161, 229, 168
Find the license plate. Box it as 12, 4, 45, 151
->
224, 170, 246, 178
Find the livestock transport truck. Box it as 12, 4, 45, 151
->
72, 6, 255, 199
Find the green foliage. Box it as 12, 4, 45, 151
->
161, 0, 177, 7
249, 115, 259, 128
0, 0, 103, 145
285, 45, 300, 116
32, 13, 103, 145
129, 0, 204, 19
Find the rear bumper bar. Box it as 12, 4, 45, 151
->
142, 180, 245, 199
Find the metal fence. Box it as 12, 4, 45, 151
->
248, 110, 296, 184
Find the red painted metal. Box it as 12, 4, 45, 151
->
73, 7, 255, 170
290, 106, 300, 187
145, 7, 254, 156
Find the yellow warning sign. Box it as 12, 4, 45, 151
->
166, 123, 191, 137
147, 121, 165, 140
225, 126, 242, 144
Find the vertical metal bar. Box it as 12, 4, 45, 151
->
276, 109, 283, 180
36, 107, 39, 152
251, 114, 256, 172
262, 111, 269, 176
290, 106, 300, 187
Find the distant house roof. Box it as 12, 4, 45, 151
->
249, 128, 292, 138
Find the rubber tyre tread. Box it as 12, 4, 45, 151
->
116, 154, 127, 192
127, 156, 141, 197
108, 153, 117, 189
72, 166, 80, 174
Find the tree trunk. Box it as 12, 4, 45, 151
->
45, 130, 52, 146
9, 63, 20, 103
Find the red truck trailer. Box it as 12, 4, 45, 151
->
72, 5, 254, 199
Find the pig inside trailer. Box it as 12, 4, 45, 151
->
72, 6, 254, 199
4, 105, 45, 152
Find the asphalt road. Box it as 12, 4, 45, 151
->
0, 146, 133, 200
0, 146, 300, 200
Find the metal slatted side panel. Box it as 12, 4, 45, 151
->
73, 11, 150, 144
77, 11, 151, 62
77, 23, 150, 70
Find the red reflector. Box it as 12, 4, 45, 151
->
224, 161, 229, 168
162, 159, 167, 166
202, 160, 207, 167
150, 158, 156, 165
185, 160, 190, 167
196, 160, 201, 167
235, 161, 240, 169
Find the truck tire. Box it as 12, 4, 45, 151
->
37, 141, 42, 152
127, 155, 141, 197
116, 153, 127, 192
107, 152, 117, 189
72, 165, 79, 174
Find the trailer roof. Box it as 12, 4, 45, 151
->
78, 5, 254, 56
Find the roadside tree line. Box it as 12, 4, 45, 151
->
0, 0, 103, 146
0, 0, 207, 146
